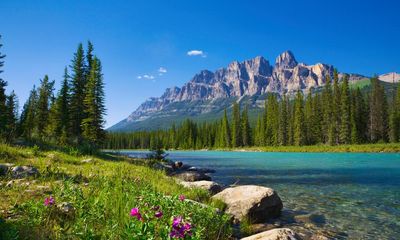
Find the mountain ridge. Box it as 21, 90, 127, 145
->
109, 51, 394, 132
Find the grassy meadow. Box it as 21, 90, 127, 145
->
0, 144, 231, 240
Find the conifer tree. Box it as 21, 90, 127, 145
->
5, 91, 18, 142
369, 76, 388, 142
304, 89, 314, 145
36, 75, 55, 139
332, 70, 341, 144
339, 76, 351, 144
0, 35, 7, 140
389, 84, 400, 142
254, 114, 263, 146
241, 105, 251, 146
322, 75, 334, 144
293, 91, 305, 146
265, 94, 279, 145
82, 57, 106, 146
20, 86, 38, 139
231, 102, 241, 147
52, 67, 70, 144
70, 43, 86, 143
220, 109, 231, 148
278, 94, 288, 145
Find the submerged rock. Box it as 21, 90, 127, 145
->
179, 180, 222, 194
212, 185, 283, 223
172, 171, 211, 182
241, 228, 299, 240
11, 166, 39, 179
187, 166, 216, 173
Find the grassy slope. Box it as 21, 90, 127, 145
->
0, 144, 231, 240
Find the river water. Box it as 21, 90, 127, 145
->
120, 150, 400, 239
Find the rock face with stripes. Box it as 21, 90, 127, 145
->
110, 51, 371, 131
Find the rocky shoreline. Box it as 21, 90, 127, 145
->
156, 160, 334, 240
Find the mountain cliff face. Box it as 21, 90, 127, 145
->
110, 51, 367, 131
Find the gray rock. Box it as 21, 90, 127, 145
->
0, 163, 14, 176
212, 185, 282, 223
11, 166, 39, 179
57, 202, 75, 216
241, 228, 299, 240
187, 166, 216, 173
81, 158, 93, 163
179, 180, 222, 194
172, 171, 211, 182
174, 161, 183, 169
153, 162, 174, 173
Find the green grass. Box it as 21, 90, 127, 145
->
0, 144, 232, 239
216, 143, 400, 153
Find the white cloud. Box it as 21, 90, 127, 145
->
158, 67, 167, 73
143, 74, 155, 80
187, 50, 206, 57
137, 74, 155, 80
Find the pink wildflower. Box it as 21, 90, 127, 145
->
155, 211, 163, 218
130, 207, 143, 221
179, 195, 185, 201
44, 196, 55, 206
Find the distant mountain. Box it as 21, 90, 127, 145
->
109, 51, 394, 132
379, 72, 400, 83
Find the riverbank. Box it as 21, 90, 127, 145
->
110, 143, 400, 153
0, 144, 231, 239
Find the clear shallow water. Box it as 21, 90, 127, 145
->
122, 150, 400, 239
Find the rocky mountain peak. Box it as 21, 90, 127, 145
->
110, 51, 370, 131
275, 50, 298, 69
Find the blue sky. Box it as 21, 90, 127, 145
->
2, 0, 400, 127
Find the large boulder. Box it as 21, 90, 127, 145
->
172, 171, 211, 182
241, 228, 299, 240
212, 185, 282, 223
179, 180, 222, 194
11, 166, 39, 179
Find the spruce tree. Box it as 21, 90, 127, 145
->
70, 43, 86, 143
20, 86, 38, 139
304, 89, 314, 145
339, 76, 351, 144
82, 57, 106, 147
332, 70, 341, 144
231, 102, 241, 147
241, 105, 251, 146
278, 94, 288, 145
293, 91, 305, 146
265, 95, 279, 145
36, 75, 55, 139
52, 67, 71, 144
389, 84, 400, 142
5, 91, 18, 142
369, 76, 389, 142
0, 35, 7, 140
322, 75, 334, 144
220, 109, 231, 148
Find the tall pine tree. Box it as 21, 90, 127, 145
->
70, 43, 86, 143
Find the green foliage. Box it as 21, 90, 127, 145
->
0, 144, 232, 239
106, 76, 398, 150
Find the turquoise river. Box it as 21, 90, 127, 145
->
122, 150, 400, 240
